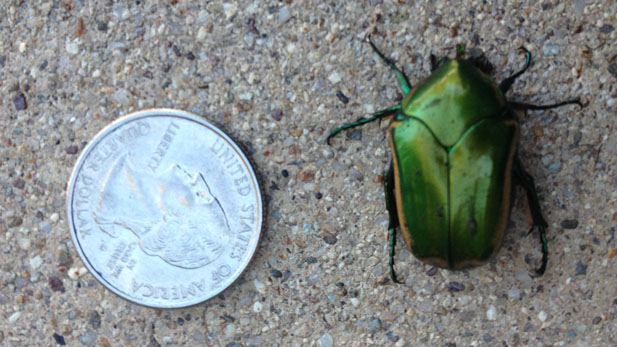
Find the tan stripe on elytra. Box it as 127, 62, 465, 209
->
388, 121, 414, 250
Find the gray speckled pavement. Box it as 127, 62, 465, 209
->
1, 1, 616, 346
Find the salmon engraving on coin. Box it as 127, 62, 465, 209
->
66, 109, 262, 308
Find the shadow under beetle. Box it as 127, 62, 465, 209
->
328, 37, 582, 282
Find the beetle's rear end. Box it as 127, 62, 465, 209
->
390, 59, 519, 270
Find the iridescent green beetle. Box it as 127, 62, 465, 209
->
328, 38, 581, 281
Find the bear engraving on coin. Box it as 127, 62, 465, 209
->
94, 153, 231, 269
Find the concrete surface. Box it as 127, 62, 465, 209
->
1, 0, 616, 346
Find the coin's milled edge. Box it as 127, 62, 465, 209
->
66, 108, 263, 308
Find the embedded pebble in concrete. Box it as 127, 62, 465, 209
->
0, 1, 614, 345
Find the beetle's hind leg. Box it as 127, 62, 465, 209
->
509, 99, 583, 111
513, 156, 549, 275
499, 47, 532, 94
384, 161, 402, 283
327, 105, 400, 145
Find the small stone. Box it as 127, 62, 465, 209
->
336, 91, 349, 104
575, 260, 588, 276
350, 298, 360, 307
13, 178, 25, 189
58, 249, 73, 267
282, 270, 292, 282
426, 267, 438, 276
253, 279, 266, 294
609, 64, 617, 78
30, 272, 43, 282
66, 42, 79, 55
368, 318, 382, 333
323, 233, 337, 245
446, 281, 465, 292
96, 21, 108, 31
29, 256, 43, 270
538, 311, 548, 322
74, 17, 86, 36
523, 323, 536, 332
328, 72, 342, 84
592, 316, 602, 324
460, 311, 474, 322
270, 269, 282, 278
483, 334, 493, 343
8, 312, 21, 323
599, 24, 614, 33
317, 333, 333, 347
548, 162, 562, 173
80, 330, 97, 346
486, 305, 497, 321
50, 213, 60, 223
385, 331, 399, 342
193, 331, 205, 341
7, 216, 23, 228
561, 219, 579, 229
197, 27, 207, 40
542, 43, 560, 56
88, 310, 101, 329
304, 256, 318, 264
49, 277, 66, 293
297, 169, 315, 182
66, 145, 79, 154
508, 287, 520, 299
13, 94, 27, 110
350, 129, 362, 141
18, 237, 31, 250
253, 301, 263, 312
223, 3, 237, 20
279, 6, 291, 23
53, 333, 66, 345
68, 267, 88, 280
349, 169, 363, 181
271, 108, 283, 121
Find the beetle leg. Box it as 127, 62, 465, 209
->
327, 105, 400, 145
512, 156, 549, 275
499, 47, 532, 93
384, 161, 402, 283
509, 100, 583, 111
367, 36, 412, 95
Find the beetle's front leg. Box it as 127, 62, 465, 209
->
384, 161, 402, 283
367, 36, 412, 95
513, 156, 549, 276
327, 105, 400, 145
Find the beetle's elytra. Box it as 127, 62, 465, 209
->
328, 38, 581, 282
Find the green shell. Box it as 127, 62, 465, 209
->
390, 59, 518, 269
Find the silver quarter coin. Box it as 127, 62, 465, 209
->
66, 109, 262, 308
